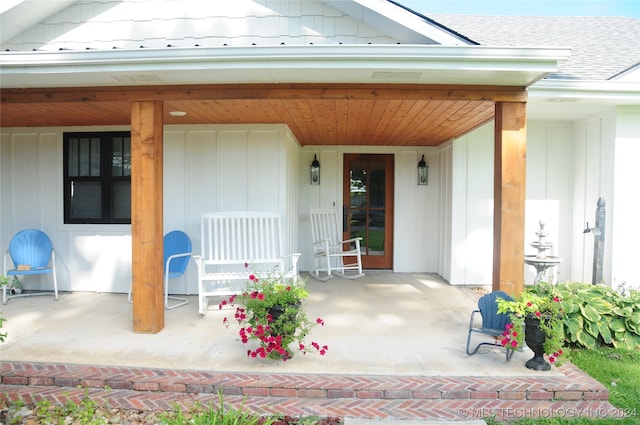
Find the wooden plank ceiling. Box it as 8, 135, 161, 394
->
0, 84, 509, 146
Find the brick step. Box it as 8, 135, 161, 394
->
0, 361, 621, 421
1, 384, 623, 421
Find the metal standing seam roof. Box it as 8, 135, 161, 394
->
427, 15, 640, 81
3, 1, 635, 84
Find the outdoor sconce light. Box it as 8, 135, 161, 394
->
417, 154, 429, 185
310, 154, 320, 185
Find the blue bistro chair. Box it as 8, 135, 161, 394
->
466, 290, 515, 361
128, 230, 192, 309
3, 229, 59, 304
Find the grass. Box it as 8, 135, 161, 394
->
572, 348, 639, 412
486, 347, 639, 424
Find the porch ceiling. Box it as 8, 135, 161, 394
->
0, 97, 495, 147
0, 83, 525, 146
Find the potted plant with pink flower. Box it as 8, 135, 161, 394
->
497, 287, 566, 370
219, 266, 328, 361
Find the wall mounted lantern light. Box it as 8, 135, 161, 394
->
417, 154, 429, 185
310, 154, 320, 185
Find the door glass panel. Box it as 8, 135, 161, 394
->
349, 161, 367, 247
367, 211, 385, 256
369, 162, 385, 208
368, 160, 385, 256
348, 158, 386, 257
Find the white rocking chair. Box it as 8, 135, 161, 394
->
309, 206, 364, 281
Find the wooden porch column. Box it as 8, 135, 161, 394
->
493, 101, 527, 297
131, 101, 164, 333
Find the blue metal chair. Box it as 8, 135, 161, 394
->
162, 230, 192, 309
128, 230, 192, 309
466, 290, 515, 361
3, 229, 59, 304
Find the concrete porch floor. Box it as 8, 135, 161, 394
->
0, 272, 616, 421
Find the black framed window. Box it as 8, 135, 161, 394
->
64, 132, 131, 224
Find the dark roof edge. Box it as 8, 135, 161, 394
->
609, 61, 640, 80
387, 0, 480, 45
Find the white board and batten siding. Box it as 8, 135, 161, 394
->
0, 124, 299, 295
2, 106, 639, 293
449, 121, 576, 287
170, 124, 300, 295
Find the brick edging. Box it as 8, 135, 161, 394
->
0, 361, 608, 402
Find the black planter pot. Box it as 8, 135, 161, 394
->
267, 303, 301, 336
267, 304, 287, 322
524, 315, 552, 371
268, 302, 301, 324
266, 302, 301, 360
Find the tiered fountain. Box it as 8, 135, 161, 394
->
524, 220, 562, 284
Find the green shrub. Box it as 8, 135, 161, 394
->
161, 392, 274, 425
529, 282, 640, 350
0, 315, 6, 343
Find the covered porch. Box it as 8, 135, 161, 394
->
1, 45, 572, 333
2, 272, 517, 375
0, 272, 614, 421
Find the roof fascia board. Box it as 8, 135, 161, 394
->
530, 79, 640, 103
0, 45, 571, 89
0, 44, 570, 71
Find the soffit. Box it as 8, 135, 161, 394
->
0, 45, 568, 146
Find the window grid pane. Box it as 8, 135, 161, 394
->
70, 181, 102, 219
111, 136, 132, 177
123, 137, 131, 176
90, 138, 100, 176
64, 131, 131, 224
74, 137, 101, 177
111, 181, 131, 220
68, 138, 79, 176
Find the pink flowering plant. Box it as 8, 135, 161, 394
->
497, 287, 566, 365
219, 265, 328, 361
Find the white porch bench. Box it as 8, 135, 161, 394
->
193, 211, 300, 315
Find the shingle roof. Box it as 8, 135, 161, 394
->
428, 15, 640, 80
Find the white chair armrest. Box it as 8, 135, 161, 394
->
165, 252, 192, 274
167, 252, 191, 263
290, 253, 301, 275
340, 237, 363, 244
